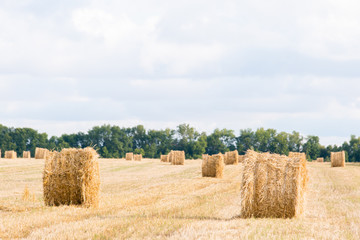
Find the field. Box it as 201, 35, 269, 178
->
1, 158, 360, 239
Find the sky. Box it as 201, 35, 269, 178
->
1, 0, 360, 146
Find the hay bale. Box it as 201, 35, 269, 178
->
224, 150, 239, 165
241, 150, 308, 218
35, 148, 49, 159
43, 147, 100, 207
125, 153, 134, 161
134, 154, 142, 161
331, 151, 345, 167
202, 154, 209, 160
202, 154, 224, 178
5, 151, 17, 159
23, 151, 31, 159
171, 151, 185, 165
160, 155, 169, 162
238, 155, 245, 163
316, 157, 324, 163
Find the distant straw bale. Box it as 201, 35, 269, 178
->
35, 148, 49, 159
316, 157, 324, 163
224, 150, 239, 165
5, 151, 17, 159
331, 151, 345, 167
241, 150, 308, 218
23, 151, 31, 159
125, 153, 134, 161
202, 154, 224, 178
43, 147, 100, 207
171, 151, 185, 165
134, 154, 142, 161
160, 155, 169, 162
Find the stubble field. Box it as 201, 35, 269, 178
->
0, 158, 360, 239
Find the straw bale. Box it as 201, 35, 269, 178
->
238, 155, 245, 163
125, 153, 134, 161
23, 151, 31, 159
289, 152, 306, 162
5, 151, 17, 159
168, 151, 174, 163
160, 155, 169, 162
43, 147, 100, 207
316, 157, 324, 163
202, 154, 224, 178
202, 154, 209, 160
241, 150, 308, 218
224, 150, 239, 165
171, 151, 185, 165
331, 151, 345, 167
134, 154, 142, 161
35, 148, 49, 159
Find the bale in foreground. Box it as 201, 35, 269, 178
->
134, 154, 142, 161
23, 151, 31, 159
35, 148, 49, 159
125, 153, 134, 161
224, 150, 239, 165
160, 154, 169, 162
43, 147, 100, 207
202, 154, 224, 178
241, 150, 308, 218
171, 151, 185, 165
5, 150, 17, 159
331, 151, 345, 167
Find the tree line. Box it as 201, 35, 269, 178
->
0, 123, 358, 162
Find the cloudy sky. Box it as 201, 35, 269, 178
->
1, 0, 360, 145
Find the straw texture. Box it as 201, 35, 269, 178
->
241, 150, 308, 218
43, 147, 100, 208
202, 154, 224, 178
5, 151, 17, 159
224, 150, 239, 165
331, 151, 345, 167
316, 157, 324, 163
125, 153, 134, 161
171, 151, 185, 165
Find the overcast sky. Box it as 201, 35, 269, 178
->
1, 0, 360, 145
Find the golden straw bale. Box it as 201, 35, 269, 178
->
5, 151, 17, 159
288, 152, 306, 162
125, 153, 134, 161
238, 155, 245, 163
331, 151, 345, 167
241, 150, 308, 218
316, 157, 324, 163
43, 147, 100, 208
35, 148, 49, 159
202, 154, 224, 178
224, 150, 239, 165
134, 154, 142, 161
23, 151, 31, 159
171, 151, 185, 165
202, 154, 209, 160
160, 155, 169, 162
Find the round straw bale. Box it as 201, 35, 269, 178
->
125, 152, 134, 161
43, 147, 100, 208
202, 154, 224, 178
331, 151, 345, 167
241, 150, 308, 218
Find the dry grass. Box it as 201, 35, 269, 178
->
1, 158, 360, 239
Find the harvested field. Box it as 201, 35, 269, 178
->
1, 158, 360, 239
